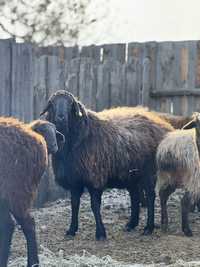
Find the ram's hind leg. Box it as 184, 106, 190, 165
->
159, 185, 175, 232
181, 192, 193, 237
0, 199, 15, 267
15, 213, 39, 267
143, 177, 156, 235
89, 188, 106, 241
124, 185, 140, 232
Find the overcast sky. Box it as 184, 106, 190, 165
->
79, 0, 200, 45
1, 0, 200, 45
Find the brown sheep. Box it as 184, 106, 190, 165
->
0, 118, 65, 267
41, 90, 174, 240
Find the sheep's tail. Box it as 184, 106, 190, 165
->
185, 142, 200, 203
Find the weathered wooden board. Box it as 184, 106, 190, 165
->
109, 60, 126, 107
195, 41, 200, 88
64, 58, 80, 97
64, 45, 79, 60
0, 39, 12, 116
156, 42, 179, 92
142, 57, 151, 106
126, 42, 143, 106
103, 43, 126, 63
80, 45, 101, 63
46, 46, 66, 98
143, 42, 157, 108
11, 41, 34, 122
96, 61, 110, 111
125, 60, 140, 106
32, 46, 48, 118
79, 57, 97, 110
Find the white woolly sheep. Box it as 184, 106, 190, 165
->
156, 113, 200, 236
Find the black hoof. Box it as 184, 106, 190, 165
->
96, 229, 107, 241
65, 229, 76, 238
96, 235, 107, 241
124, 222, 137, 232
154, 223, 160, 229
183, 229, 193, 237
161, 224, 168, 233
142, 226, 154, 235
140, 203, 147, 208
190, 205, 196, 213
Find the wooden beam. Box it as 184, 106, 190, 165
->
150, 89, 200, 97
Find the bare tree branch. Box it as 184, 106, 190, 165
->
0, 0, 103, 45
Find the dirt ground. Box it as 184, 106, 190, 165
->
10, 189, 200, 266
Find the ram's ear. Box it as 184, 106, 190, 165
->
72, 99, 87, 118
182, 119, 197, 129
40, 101, 52, 116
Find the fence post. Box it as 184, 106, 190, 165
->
141, 57, 151, 106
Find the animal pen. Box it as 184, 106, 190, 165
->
0, 38, 200, 205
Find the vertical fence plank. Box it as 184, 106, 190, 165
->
109, 60, 126, 107
180, 46, 189, 87
195, 41, 200, 88
0, 39, 11, 116
33, 46, 48, 118
64, 58, 80, 97
126, 43, 143, 106
11, 41, 34, 122
80, 45, 101, 63
64, 46, 79, 60
64, 46, 80, 97
172, 96, 181, 115
141, 57, 151, 106
79, 58, 97, 110
194, 96, 200, 113
143, 42, 157, 109
187, 41, 196, 90
46, 46, 66, 97
96, 61, 110, 111
156, 42, 179, 91
103, 43, 126, 63
125, 60, 139, 106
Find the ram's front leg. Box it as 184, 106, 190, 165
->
66, 187, 83, 237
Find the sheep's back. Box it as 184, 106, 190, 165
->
99, 107, 174, 160
68, 109, 173, 189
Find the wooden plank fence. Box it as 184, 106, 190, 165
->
1, 38, 200, 206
